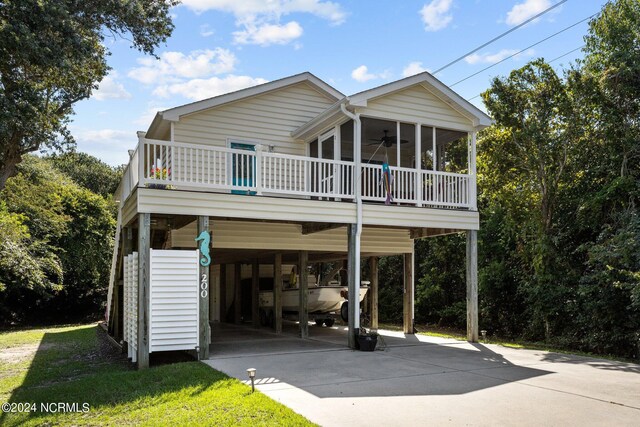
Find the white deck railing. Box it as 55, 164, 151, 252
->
126, 138, 473, 209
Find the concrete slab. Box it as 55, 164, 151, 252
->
205, 324, 640, 426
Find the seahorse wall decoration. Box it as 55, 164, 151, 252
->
195, 231, 211, 266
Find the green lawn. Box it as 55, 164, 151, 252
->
0, 324, 314, 426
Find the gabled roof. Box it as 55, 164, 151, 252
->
160, 72, 343, 122
291, 72, 492, 139
348, 72, 492, 127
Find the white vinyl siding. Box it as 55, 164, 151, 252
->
173, 82, 335, 156
363, 84, 474, 131
149, 249, 199, 352
169, 220, 414, 254
137, 188, 357, 224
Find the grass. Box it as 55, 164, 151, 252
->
410, 324, 635, 363
0, 324, 314, 426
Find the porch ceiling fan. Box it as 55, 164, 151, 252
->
368, 130, 409, 148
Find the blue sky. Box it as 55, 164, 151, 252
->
72, 0, 608, 166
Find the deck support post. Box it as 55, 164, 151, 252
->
403, 252, 414, 335
298, 251, 309, 339
219, 264, 227, 322
252, 259, 260, 328
347, 224, 359, 348
137, 213, 150, 369
234, 263, 242, 324
369, 257, 379, 331
466, 230, 479, 342
274, 254, 283, 334
197, 216, 210, 360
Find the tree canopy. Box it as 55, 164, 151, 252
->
376, 0, 639, 359
0, 0, 176, 189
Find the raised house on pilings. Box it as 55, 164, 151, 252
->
105, 71, 492, 368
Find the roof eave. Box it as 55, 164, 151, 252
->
162, 72, 343, 122
291, 99, 347, 140
348, 72, 492, 129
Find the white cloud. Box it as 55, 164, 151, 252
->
180, 0, 346, 24
128, 48, 237, 85
351, 65, 377, 83
153, 75, 269, 100
464, 49, 535, 65
505, 0, 551, 26
420, 0, 453, 32
402, 61, 430, 77
181, 0, 345, 47
234, 21, 303, 46
93, 72, 131, 101
200, 24, 215, 37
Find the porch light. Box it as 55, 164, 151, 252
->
268, 145, 275, 152
247, 368, 257, 392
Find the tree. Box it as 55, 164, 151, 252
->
0, 155, 115, 324
49, 152, 123, 198
481, 60, 577, 339
0, 0, 177, 190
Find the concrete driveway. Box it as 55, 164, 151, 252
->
204, 324, 640, 426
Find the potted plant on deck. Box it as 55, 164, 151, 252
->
146, 166, 172, 189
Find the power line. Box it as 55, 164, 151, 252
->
548, 44, 585, 63
432, 0, 568, 75
450, 13, 596, 88
465, 44, 587, 102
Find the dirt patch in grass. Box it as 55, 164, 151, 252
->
0, 343, 60, 364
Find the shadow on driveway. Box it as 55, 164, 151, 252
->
206, 323, 551, 398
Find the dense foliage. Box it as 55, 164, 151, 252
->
0, 155, 118, 324
379, 0, 640, 359
0, 0, 176, 189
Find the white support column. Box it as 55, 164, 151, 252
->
466, 230, 479, 342
137, 132, 146, 186
432, 127, 437, 172
396, 121, 401, 166
415, 124, 422, 207
469, 131, 477, 210
334, 124, 341, 201
255, 146, 263, 195
347, 224, 360, 348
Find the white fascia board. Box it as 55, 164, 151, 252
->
291, 100, 346, 139
348, 72, 492, 128
161, 72, 343, 122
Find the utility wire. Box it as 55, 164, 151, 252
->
450, 13, 596, 88
465, 44, 586, 102
432, 0, 569, 75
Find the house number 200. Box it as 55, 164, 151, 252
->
200, 273, 208, 298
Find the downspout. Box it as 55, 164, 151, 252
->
340, 100, 362, 337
